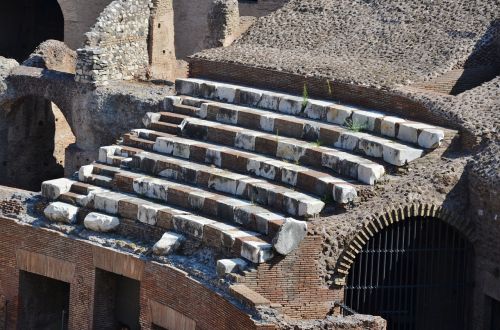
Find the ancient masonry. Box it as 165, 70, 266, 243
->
0, 0, 499, 329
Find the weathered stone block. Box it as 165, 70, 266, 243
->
84, 212, 119, 232
272, 218, 307, 255
44, 202, 79, 224
216, 258, 248, 277
153, 232, 185, 256
41, 178, 75, 200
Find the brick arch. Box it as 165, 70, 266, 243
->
335, 202, 476, 282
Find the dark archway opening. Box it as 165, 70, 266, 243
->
93, 269, 141, 330
345, 217, 473, 330
0, 0, 64, 62
0, 96, 75, 191
19, 271, 70, 330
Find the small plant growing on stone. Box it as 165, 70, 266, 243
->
327, 80, 333, 97
301, 83, 309, 113
313, 139, 322, 147
343, 118, 367, 132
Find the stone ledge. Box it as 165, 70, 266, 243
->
229, 284, 271, 308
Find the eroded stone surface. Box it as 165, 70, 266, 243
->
272, 218, 307, 255
84, 212, 120, 232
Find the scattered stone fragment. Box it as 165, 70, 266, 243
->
272, 218, 308, 255
152, 232, 185, 256
44, 202, 79, 224
84, 212, 120, 232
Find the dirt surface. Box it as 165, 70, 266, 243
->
194, 0, 499, 89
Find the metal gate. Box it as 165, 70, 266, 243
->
345, 217, 472, 330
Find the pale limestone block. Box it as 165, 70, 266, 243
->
241, 240, 274, 263
84, 212, 119, 232
44, 202, 79, 224
418, 128, 444, 149
41, 178, 74, 200
326, 104, 353, 125
216, 258, 248, 277
153, 232, 185, 256
381, 116, 405, 138
272, 218, 308, 255
333, 184, 358, 204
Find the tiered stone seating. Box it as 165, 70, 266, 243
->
41, 78, 447, 268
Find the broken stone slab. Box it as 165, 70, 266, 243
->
137, 203, 166, 225
152, 232, 185, 256
98, 146, 121, 164
326, 104, 354, 125
351, 109, 385, 131
142, 112, 161, 127
382, 143, 424, 166
418, 128, 444, 149
357, 163, 386, 185
93, 191, 129, 214
214, 83, 237, 103
381, 116, 406, 138
78, 165, 94, 182
334, 183, 358, 204
172, 214, 216, 239
44, 202, 79, 224
272, 218, 308, 255
397, 122, 434, 145
84, 212, 119, 232
41, 178, 75, 200
216, 258, 248, 277
241, 240, 274, 263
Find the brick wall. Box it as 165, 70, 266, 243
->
469, 172, 500, 329
189, 59, 449, 127
188, 58, 478, 149
240, 235, 340, 319
0, 217, 273, 330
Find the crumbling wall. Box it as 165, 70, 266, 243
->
148, 0, 176, 81
57, 0, 113, 49
206, 0, 240, 49
75, 0, 151, 85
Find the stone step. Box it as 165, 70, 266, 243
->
149, 121, 179, 135
79, 164, 295, 234
174, 117, 423, 167
98, 146, 325, 215
121, 130, 359, 203
137, 123, 383, 187
42, 180, 275, 263
175, 78, 446, 149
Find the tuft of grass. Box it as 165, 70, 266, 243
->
301, 83, 309, 113
343, 118, 367, 132
313, 139, 322, 147
327, 80, 333, 96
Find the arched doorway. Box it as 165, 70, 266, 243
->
0, 0, 64, 62
0, 96, 75, 191
345, 216, 473, 330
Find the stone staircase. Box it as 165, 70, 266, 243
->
41, 78, 448, 273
